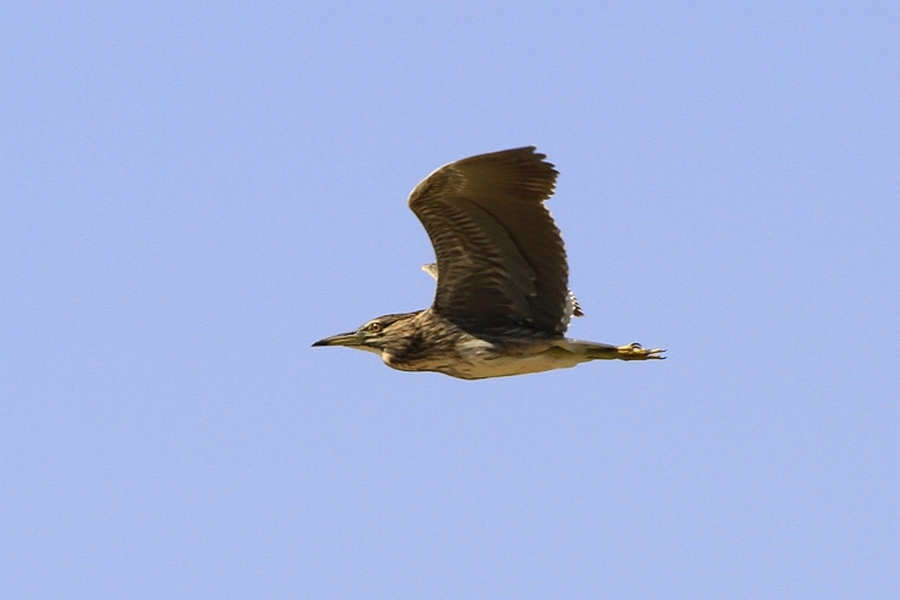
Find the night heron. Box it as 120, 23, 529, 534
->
313, 147, 664, 379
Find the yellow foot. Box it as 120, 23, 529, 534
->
616, 342, 666, 360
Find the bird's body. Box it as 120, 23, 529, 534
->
313, 147, 664, 379
341, 309, 629, 380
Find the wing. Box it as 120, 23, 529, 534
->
422, 262, 584, 322
408, 147, 572, 334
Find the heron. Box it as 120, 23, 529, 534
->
313, 147, 664, 379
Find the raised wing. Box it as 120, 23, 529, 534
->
408, 147, 572, 334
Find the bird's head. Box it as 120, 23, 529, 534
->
312, 311, 422, 355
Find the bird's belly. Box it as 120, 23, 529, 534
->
440, 340, 588, 380
382, 337, 590, 380
456, 352, 585, 379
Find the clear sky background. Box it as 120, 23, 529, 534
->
2, 2, 898, 598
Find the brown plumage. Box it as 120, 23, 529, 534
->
313, 147, 664, 379
409, 147, 568, 333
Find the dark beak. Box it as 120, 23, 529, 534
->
311, 331, 362, 347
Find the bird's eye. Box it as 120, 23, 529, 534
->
368, 322, 382, 333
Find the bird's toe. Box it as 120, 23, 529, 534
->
616, 343, 666, 360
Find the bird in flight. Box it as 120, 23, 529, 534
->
313, 147, 664, 379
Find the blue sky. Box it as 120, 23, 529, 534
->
2, 2, 898, 598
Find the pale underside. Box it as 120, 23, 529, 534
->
384, 337, 595, 379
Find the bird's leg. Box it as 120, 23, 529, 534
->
615, 342, 666, 360
580, 341, 666, 361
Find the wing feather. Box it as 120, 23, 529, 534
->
408, 147, 572, 334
